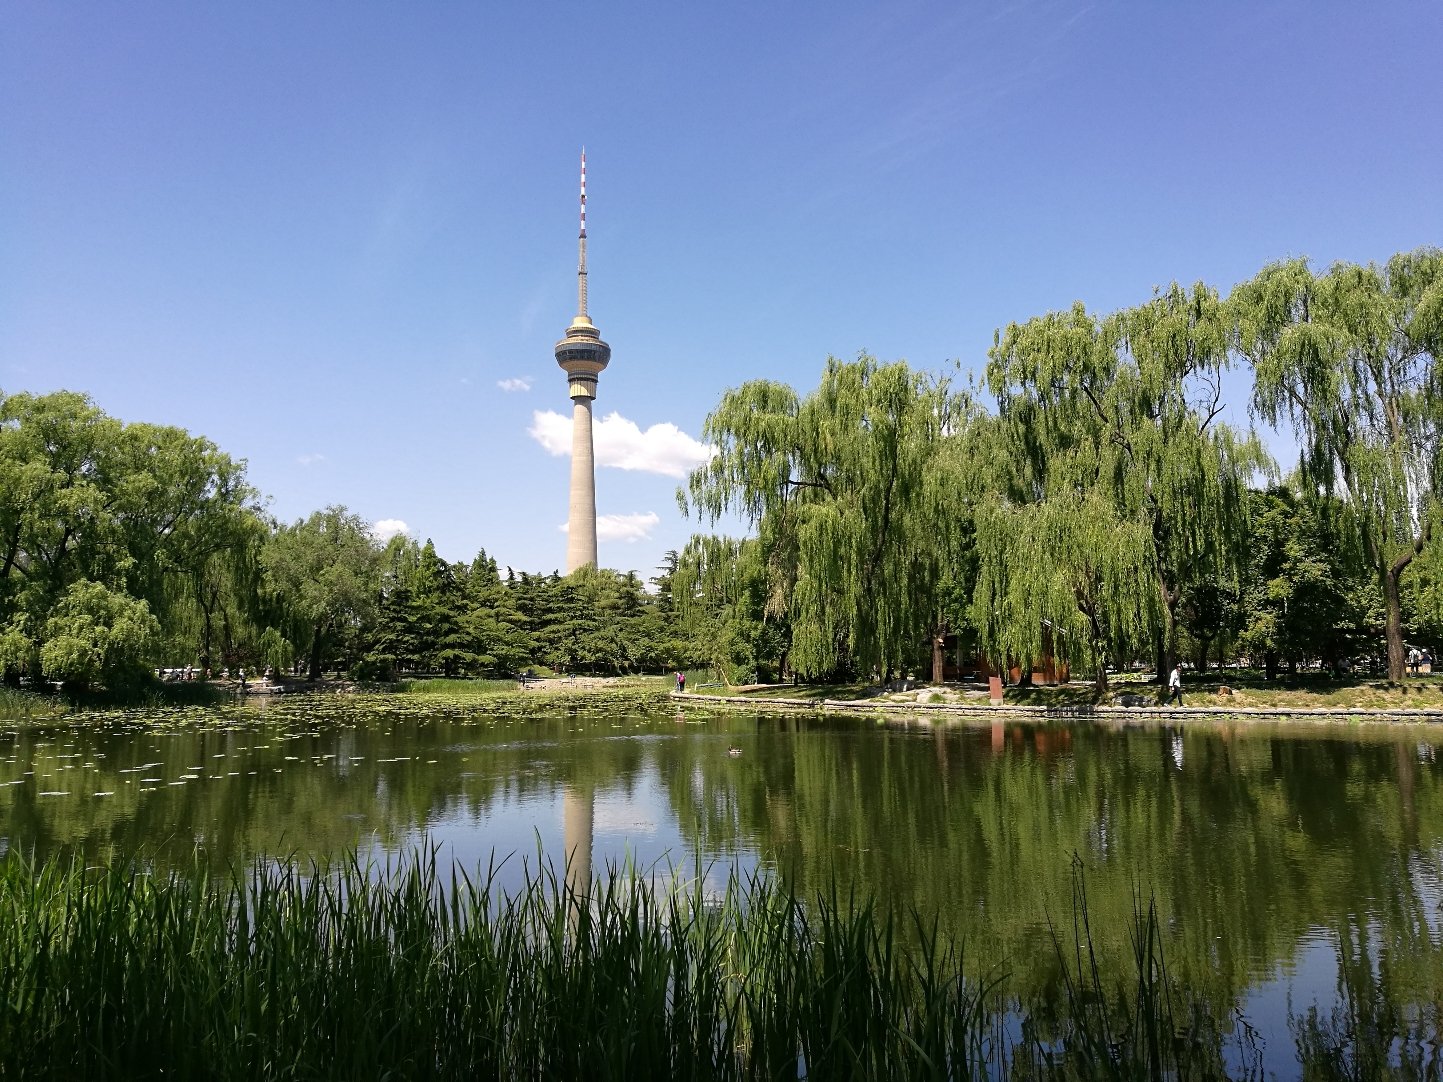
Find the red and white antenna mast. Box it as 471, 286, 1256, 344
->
577, 148, 588, 317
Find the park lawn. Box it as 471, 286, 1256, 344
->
394, 678, 525, 696
730, 670, 1443, 712
1010, 671, 1443, 711
397, 675, 669, 696
1188, 671, 1443, 710
729, 682, 880, 702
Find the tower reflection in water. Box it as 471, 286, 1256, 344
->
562, 784, 594, 929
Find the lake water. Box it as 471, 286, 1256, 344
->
2, 694, 1441, 1076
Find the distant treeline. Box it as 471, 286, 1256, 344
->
3, 247, 1442, 691
0, 392, 704, 687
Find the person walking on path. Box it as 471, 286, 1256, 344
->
1167, 664, 1183, 706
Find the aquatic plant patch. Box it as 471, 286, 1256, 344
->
5, 852, 1423, 1080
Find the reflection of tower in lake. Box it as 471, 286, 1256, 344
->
562, 784, 594, 900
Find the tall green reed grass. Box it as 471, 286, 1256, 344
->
0, 685, 66, 719
0, 852, 1295, 1080
394, 677, 523, 696
1019, 860, 1263, 1080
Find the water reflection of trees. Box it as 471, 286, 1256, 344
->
658, 717, 1443, 1015
0, 706, 652, 870
3, 706, 1441, 1045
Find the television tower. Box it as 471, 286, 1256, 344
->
555, 149, 611, 572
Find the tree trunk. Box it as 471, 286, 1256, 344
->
0, 522, 21, 581
1154, 564, 1179, 696
308, 622, 325, 681
221, 605, 234, 670
1384, 559, 1409, 683
1265, 651, 1279, 681
1154, 629, 1166, 694
1082, 601, 1107, 695
931, 626, 945, 686
1382, 528, 1427, 683
1195, 637, 1211, 673
198, 582, 215, 673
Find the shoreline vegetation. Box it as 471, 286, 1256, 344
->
6, 671, 1443, 725
694, 673, 1443, 721
3, 851, 1429, 1081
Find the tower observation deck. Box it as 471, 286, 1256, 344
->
555, 150, 610, 572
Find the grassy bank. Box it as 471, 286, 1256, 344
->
397, 674, 669, 696
0, 680, 237, 721
393, 676, 524, 695
3, 853, 1428, 1079
0, 686, 68, 720
727, 670, 1443, 713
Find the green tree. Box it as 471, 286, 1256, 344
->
684, 355, 970, 680
1176, 572, 1240, 673
1234, 247, 1443, 681
1402, 518, 1443, 660
365, 536, 423, 678
1236, 485, 1377, 677
0, 390, 256, 688
37, 581, 161, 690
985, 286, 1265, 685
406, 541, 476, 676
971, 483, 1157, 693
462, 556, 533, 676
165, 508, 270, 674
673, 534, 784, 684
261, 507, 381, 679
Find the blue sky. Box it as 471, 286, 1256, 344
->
4, 2, 1440, 578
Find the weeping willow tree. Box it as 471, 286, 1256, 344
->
1233, 248, 1443, 682
683, 355, 972, 681
671, 534, 783, 684
971, 484, 1159, 693
985, 286, 1264, 684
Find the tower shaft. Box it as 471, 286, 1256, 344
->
565, 398, 598, 572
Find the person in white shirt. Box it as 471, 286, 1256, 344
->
1167, 664, 1183, 706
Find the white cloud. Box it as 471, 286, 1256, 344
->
531, 412, 572, 456
557, 511, 661, 543
372, 518, 411, 542
498, 377, 532, 393
598, 511, 660, 542
296, 453, 326, 467
528, 410, 714, 478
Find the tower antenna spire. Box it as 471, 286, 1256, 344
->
577, 148, 588, 318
